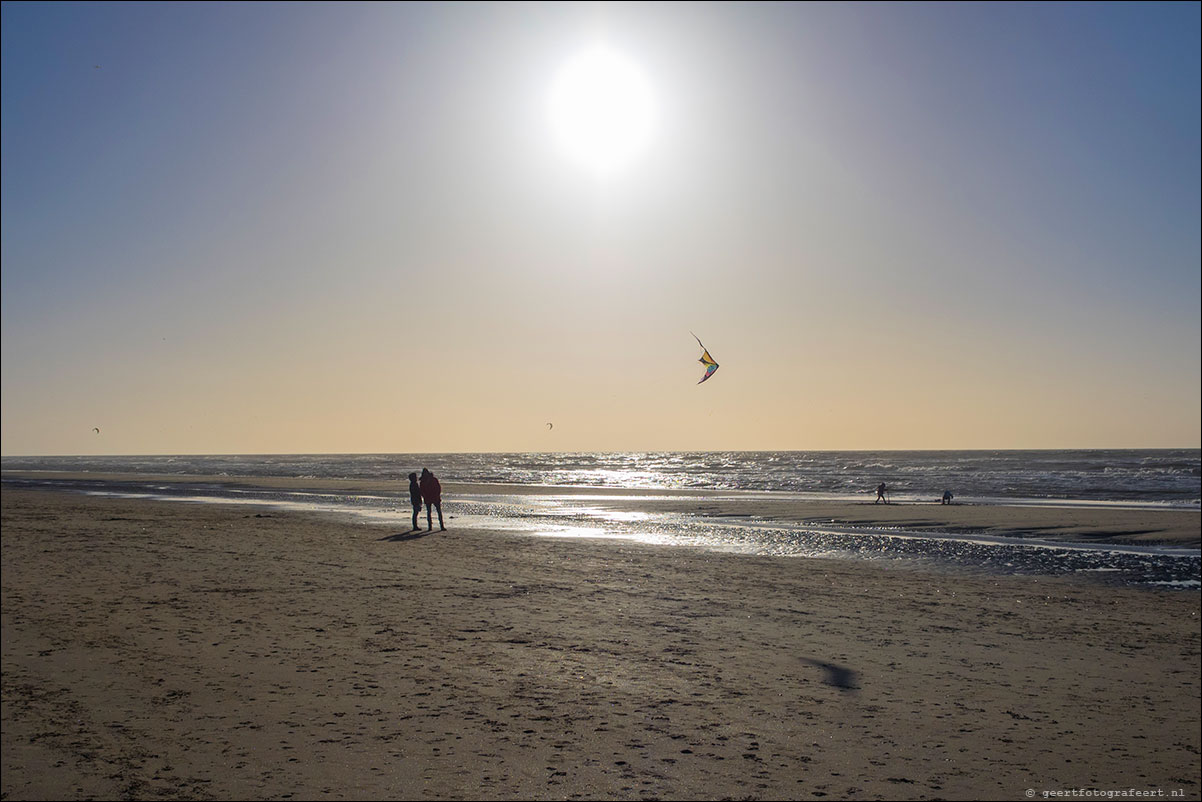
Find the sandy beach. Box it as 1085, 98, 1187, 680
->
5, 471, 1201, 546
2, 485, 1199, 801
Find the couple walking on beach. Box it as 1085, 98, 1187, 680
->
407, 468, 445, 532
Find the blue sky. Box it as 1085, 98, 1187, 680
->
3, 2, 1199, 455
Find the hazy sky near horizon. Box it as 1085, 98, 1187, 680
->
3, 1, 1199, 456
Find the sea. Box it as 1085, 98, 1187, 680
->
3, 450, 1199, 590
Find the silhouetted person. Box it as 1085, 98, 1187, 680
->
407, 472, 423, 531
942, 490, 954, 505
419, 468, 445, 531
875, 482, 888, 504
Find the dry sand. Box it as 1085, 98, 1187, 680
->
2, 486, 1199, 800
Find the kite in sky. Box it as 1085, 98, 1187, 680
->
692, 333, 719, 384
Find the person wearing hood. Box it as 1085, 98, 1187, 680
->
419, 468, 445, 531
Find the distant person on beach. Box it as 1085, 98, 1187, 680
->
407, 472, 423, 531
419, 468, 445, 531
875, 483, 888, 504
942, 490, 954, 505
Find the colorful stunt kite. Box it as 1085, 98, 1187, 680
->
692, 333, 719, 384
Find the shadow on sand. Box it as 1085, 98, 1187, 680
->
799, 657, 859, 692
379, 530, 438, 543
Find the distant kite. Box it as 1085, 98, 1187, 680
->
93, 427, 101, 434
546, 422, 554, 430
692, 333, 719, 384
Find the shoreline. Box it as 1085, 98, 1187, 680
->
4, 471, 1200, 546
2, 487, 1199, 800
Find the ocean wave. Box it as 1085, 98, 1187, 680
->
4, 450, 1199, 506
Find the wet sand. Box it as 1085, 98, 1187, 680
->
2, 486, 1199, 800
5, 471, 1200, 545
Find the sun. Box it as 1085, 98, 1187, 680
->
548, 46, 657, 176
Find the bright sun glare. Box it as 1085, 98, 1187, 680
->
548, 46, 657, 176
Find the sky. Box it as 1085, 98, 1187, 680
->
2, 1, 1199, 456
